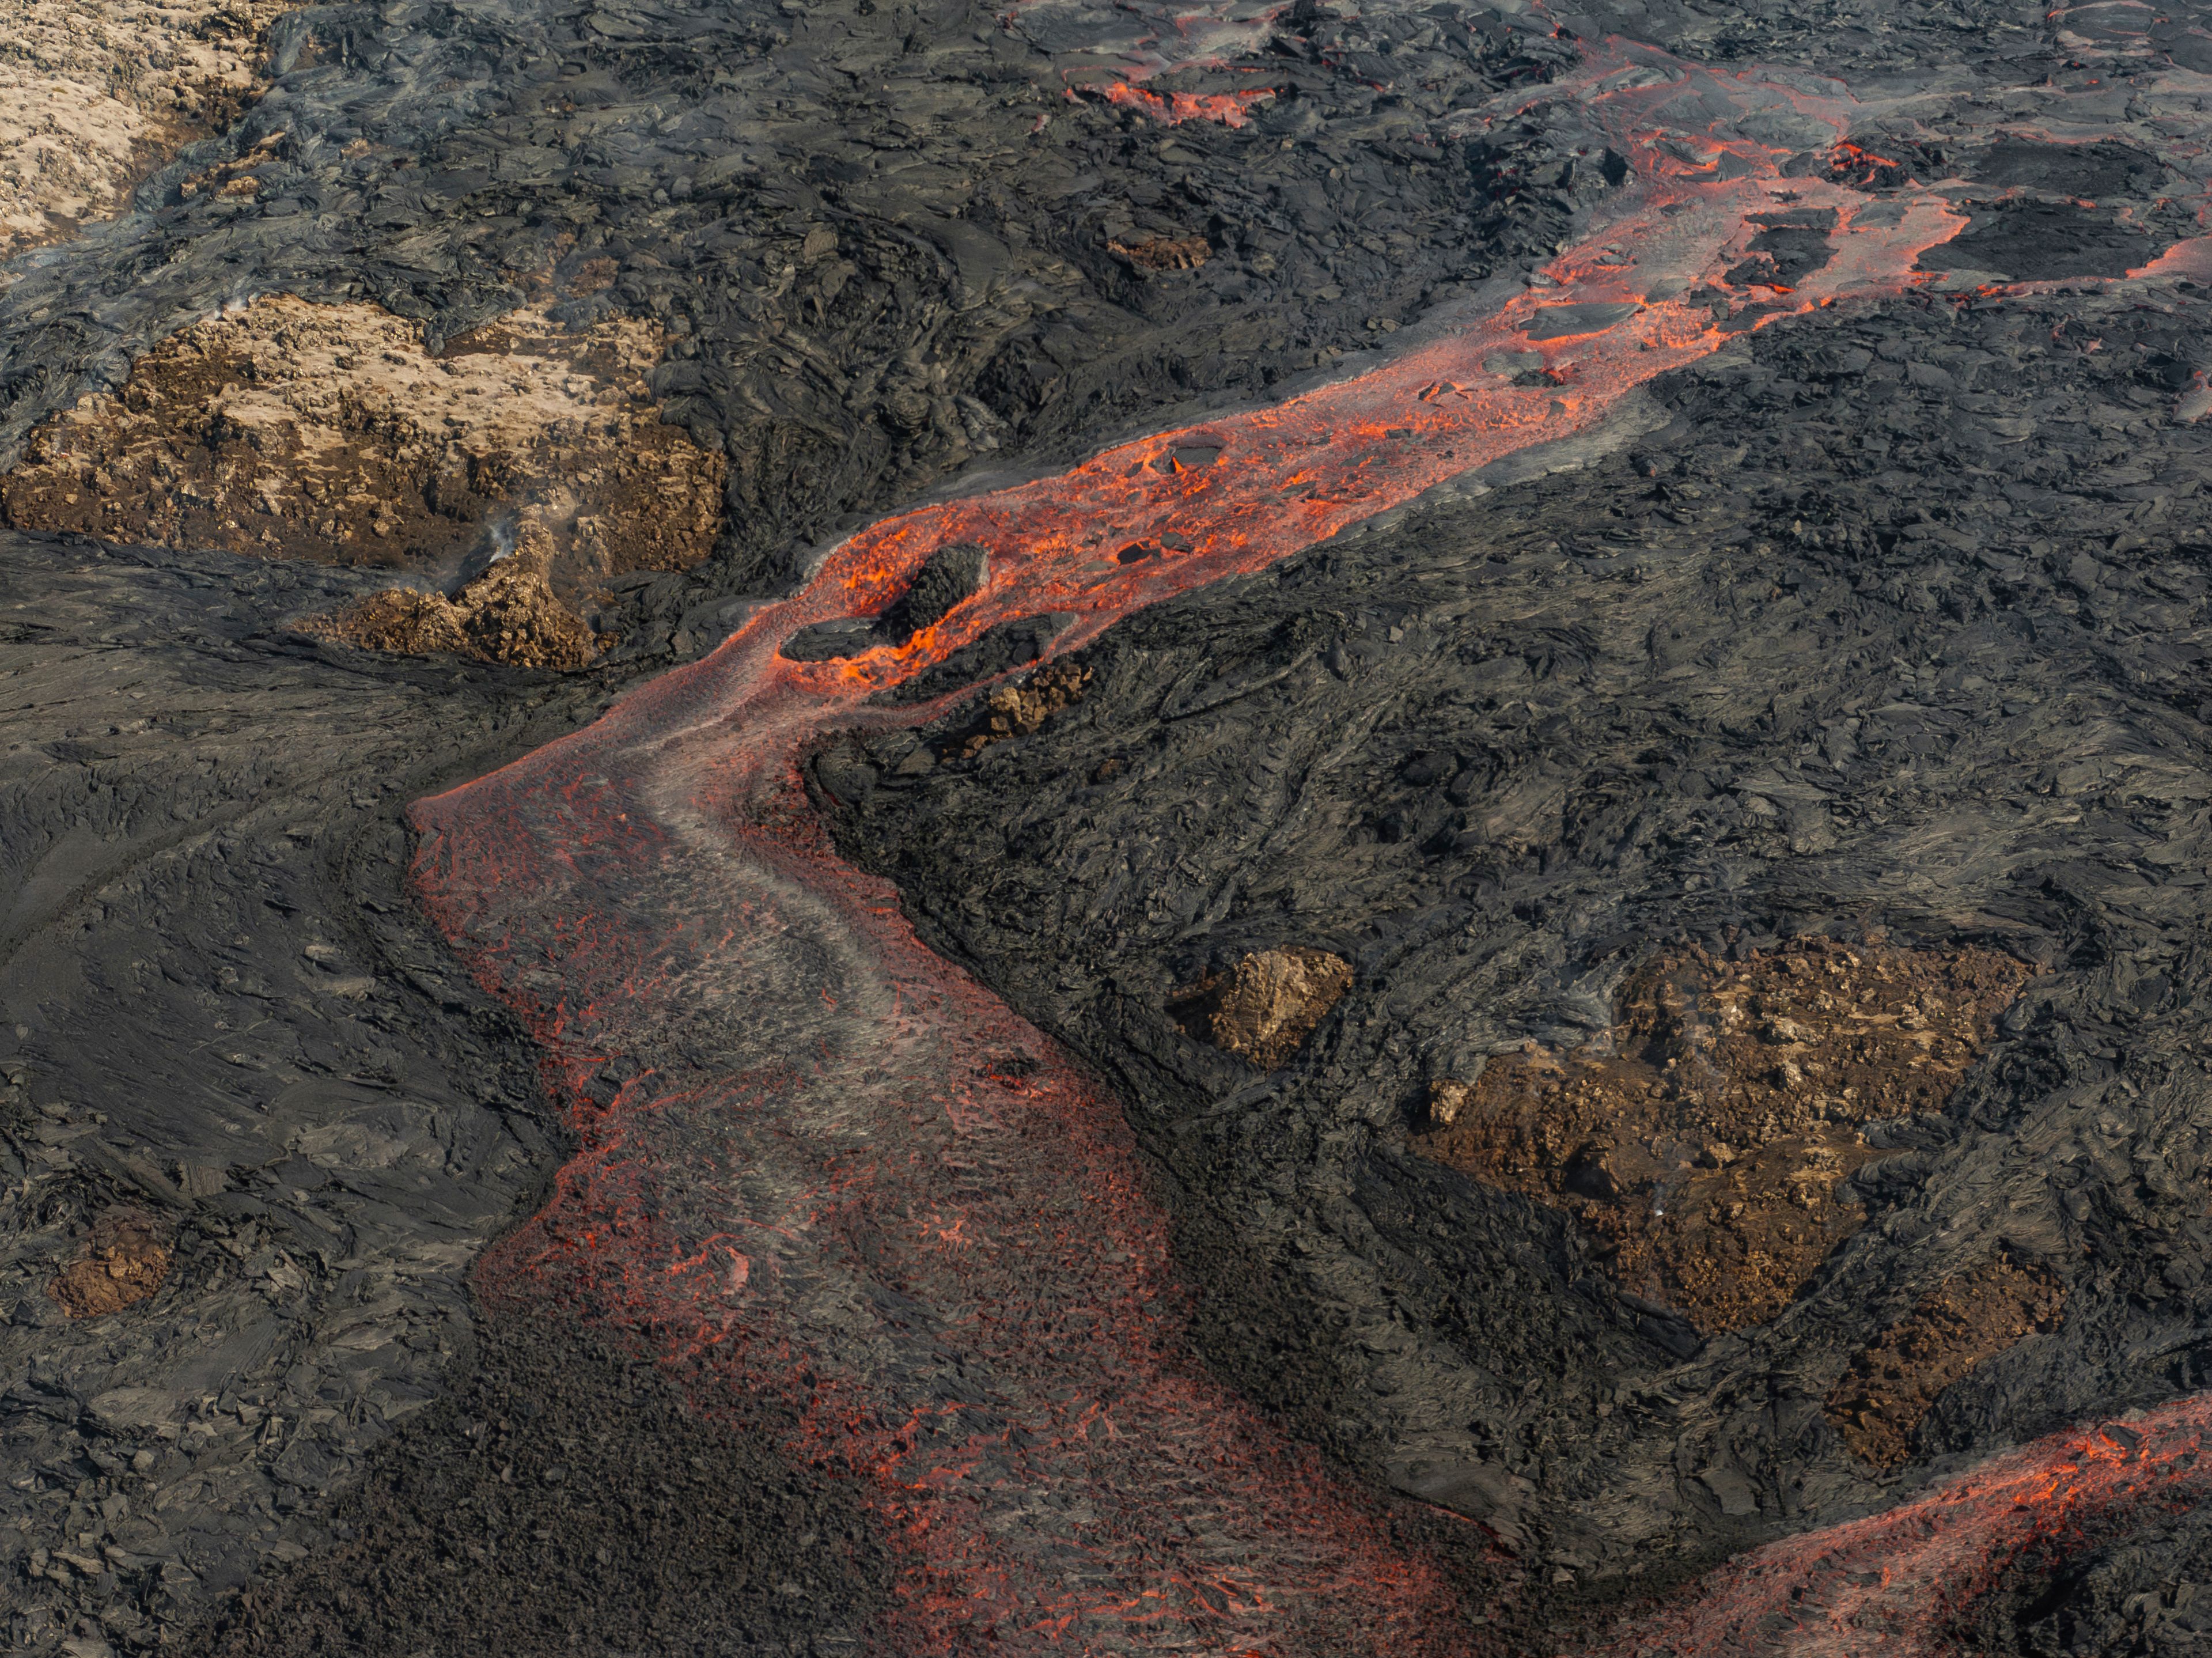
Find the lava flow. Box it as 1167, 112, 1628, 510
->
409, 35, 2207, 1658
1094, 79, 1277, 126
1607, 1392, 2212, 1656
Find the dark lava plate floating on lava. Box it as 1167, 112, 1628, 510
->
8, 0, 2212, 1652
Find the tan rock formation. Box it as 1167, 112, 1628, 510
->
1107, 234, 1211, 274
3, 294, 726, 603
4, 293, 728, 666
49, 1209, 171, 1318
1172, 946, 1354, 1069
1417, 938, 2034, 1333
296, 513, 605, 671
950, 660, 1092, 759
0, 0, 290, 266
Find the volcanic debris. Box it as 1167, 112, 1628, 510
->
1171, 947, 1355, 1070
0, 0, 291, 264
47, 1209, 173, 1319
295, 513, 607, 671
1107, 234, 1212, 274
1825, 1259, 2068, 1467
1416, 939, 2033, 1332
1, 294, 725, 656
947, 658, 1093, 760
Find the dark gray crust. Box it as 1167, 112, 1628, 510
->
823, 284, 2212, 1634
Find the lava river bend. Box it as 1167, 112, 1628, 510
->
409, 33, 2212, 1656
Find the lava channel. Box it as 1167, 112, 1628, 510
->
410, 33, 2211, 1657
1604, 1391, 2212, 1657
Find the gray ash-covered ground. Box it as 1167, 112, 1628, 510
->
5, 0, 2212, 1651
0, 537, 589, 1652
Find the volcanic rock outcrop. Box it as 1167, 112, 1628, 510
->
1824, 1257, 2067, 1466
2, 293, 725, 627
47, 1209, 173, 1319
1172, 946, 1355, 1070
946, 659, 1093, 760
296, 513, 607, 670
0, 0, 289, 264
1417, 939, 2035, 1331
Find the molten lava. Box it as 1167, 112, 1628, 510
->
1095, 80, 1277, 126
1604, 1393, 2212, 1657
409, 30, 2212, 1657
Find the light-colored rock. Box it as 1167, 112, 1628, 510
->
0, 0, 290, 264
1173, 945, 1353, 1069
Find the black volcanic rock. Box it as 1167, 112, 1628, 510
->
183, 1319, 887, 1658
6, 0, 2212, 1646
823, 284, 2212, 1604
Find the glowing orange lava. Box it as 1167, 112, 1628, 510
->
1096, 80, 1276, 125
408, 32, 2211, 1656
1605, 1394, 2212, 1656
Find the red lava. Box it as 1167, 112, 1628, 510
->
408, 34, 2209, 1656
1097, 80, 1277, 126
1604, 1393, 2212, 1656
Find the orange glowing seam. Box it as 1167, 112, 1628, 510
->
1601, 1399, 2212, 1656
1096, 80, 1278, 127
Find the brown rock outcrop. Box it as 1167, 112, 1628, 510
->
1108, 234, 1211, 274
1416, 938, 2033, 1333
1172, 946, 1354, 1069
1824, 1259, 2066, 1466
2, 294, 725, 600
296, 514, 604, 671
49, 1209, 171, 1318
950, 661, 1092, 759
0, 0, 291, 266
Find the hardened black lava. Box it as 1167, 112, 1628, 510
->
6, 0, 2212, 1651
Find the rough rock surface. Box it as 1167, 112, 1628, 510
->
1173, 946, 1357, 1071
296, 513, 609, 669
946, 657, 1092, 759
48, 1210, 175, 1320
1415, 938, 2032, 1332
5, 0, 2212, 1646
0, 0, 289, 266
2, 293, 725, 599
1825, 1258, 2067, 1467
181, 1319, 888, 1658
0, 535, 584, 1653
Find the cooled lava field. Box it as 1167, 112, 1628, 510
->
9, 0, 2212, 1651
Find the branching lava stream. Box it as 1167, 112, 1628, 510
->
409, 31, 2212, 1656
